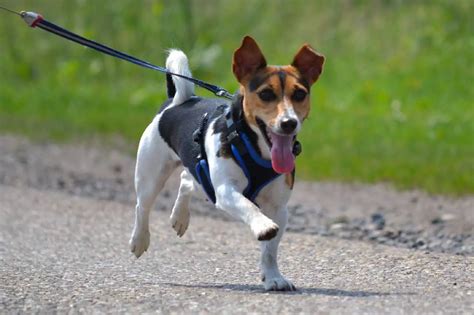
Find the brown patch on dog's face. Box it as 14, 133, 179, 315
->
239, 66, 311, 132
232, 36, 325, 138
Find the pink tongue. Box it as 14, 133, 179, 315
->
269, 132, 295, 174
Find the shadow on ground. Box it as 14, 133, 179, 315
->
160, 282, 414, 297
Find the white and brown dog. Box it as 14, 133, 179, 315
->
129, 36, 324, 291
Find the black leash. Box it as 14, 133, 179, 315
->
0, 7, 234, 100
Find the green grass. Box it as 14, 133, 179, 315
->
0, 0, 473, 195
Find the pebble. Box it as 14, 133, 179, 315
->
370, 213, 386, 230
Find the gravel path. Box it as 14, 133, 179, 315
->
0, 135, 472, 255
1, 185, 473, 314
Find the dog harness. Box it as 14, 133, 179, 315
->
194, 109, 277, 205
192, 100, 300, 205
159, 96, 300, 206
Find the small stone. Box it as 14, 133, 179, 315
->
368, 230, 383, 240
57, 178, 66, 189
383, 228, 399, 239
431, 214, 456, 225
331, 216, 350, 224
330, 223, 347, 232
370, 213, 385, 230
431, 217, 444, 225
112, 164, 122, 173
441, 213, 456, 221
412, 239, 425, 248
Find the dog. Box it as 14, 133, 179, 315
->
129, 36, 324, 291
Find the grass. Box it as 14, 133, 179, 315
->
0, 0, 473, 195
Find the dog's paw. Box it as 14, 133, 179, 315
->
258, 224, 279, 241
129, 229, 150, 258
263, 276, 296, 291
251, 217, 279, 241
170, 208, 190, 237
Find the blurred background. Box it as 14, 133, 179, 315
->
0, 0, 472, 195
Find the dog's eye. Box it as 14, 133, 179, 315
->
258, 89, 277, 102
292, 89, 307, 102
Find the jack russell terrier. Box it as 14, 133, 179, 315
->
129, 36, 324, 291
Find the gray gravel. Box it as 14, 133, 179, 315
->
0, 135, 472, 256
1, 185, 473, 314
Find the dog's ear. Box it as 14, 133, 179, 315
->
233, 36, 267, 82
292, 44, 325, 85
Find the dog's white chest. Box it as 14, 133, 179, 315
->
254, 176, 292, 211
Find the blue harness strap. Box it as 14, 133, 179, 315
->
195, 159, 216, 203
230, 133, 281, 203
193, 107, 283, 205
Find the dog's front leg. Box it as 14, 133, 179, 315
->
214, 184, 279, 241
260, 206, 295, 291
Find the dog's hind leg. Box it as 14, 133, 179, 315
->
130, 116, 179, 258
169, 169, 196, 237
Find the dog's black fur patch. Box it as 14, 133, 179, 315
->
166, 74, 176, 98
158, 94, 264, 186
158, 97, 227, 177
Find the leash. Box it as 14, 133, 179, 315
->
0, 6, 234, 100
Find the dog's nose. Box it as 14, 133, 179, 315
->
280, 118, 298, 134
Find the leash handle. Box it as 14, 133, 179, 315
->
18, 11, 233, 100
21, 11, 43, 27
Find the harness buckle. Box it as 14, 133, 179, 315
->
227, 130, 239, 143
216, 90, 234, 99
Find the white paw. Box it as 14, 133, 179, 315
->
170, 208, 190, 237
263, 276, 296, 291
251, 217, 279, 241
129, 229, 150, 258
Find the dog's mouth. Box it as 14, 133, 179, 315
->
256, 117, 295, 174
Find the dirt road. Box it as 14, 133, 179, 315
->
1, 185, 472, 314
0, 135, 473, 313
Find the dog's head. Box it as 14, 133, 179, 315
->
232, 36, 325, 174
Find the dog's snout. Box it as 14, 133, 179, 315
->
280, 118, 298, 134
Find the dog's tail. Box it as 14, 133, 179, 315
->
165, 49, 194, 106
